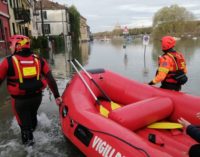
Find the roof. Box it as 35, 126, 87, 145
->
35, 0, 67, 10
80, 15, 86, 20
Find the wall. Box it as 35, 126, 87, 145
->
0, 0, 11, 56
36, 9, 70, 36
80, 16, 89, 42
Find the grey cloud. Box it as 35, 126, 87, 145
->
55, 0, 200, 32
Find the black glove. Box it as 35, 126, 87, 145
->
148, 81, 155, 85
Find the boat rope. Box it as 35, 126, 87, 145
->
66, 114, 151, 157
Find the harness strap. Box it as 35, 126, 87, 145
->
12, 55, 40, 84
33, 55, 40, 80
12, 56, 23, 83
167, 53, 178, 70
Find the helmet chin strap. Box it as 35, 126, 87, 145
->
163, 48, 175, 53
13, 51, 21, 55
13, 48, 32, 56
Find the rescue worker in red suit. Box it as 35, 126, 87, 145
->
148, 36, 187, 91
0, 35, 62, 146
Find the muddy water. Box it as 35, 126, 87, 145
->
0, 38, 200, 157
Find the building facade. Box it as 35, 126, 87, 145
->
80, 16, 89, 42
0, 0, 11, 56
35, 0, 70, 39
8, 0, 35, 36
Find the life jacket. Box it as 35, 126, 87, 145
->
164, 52, 186, 84
7, 54, 47, 96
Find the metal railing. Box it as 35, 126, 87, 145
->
13, 8, 30, 24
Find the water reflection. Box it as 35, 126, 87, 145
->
152, 38, 200, 63
123, 53, 128, 69
110, 38, 124, 49
74, 38, 200, 96
1, 38, 200, 157
143, 45, 149, 76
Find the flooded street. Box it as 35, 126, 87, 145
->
0, 38, 200, 157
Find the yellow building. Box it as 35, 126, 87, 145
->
8, 0, 36, 36
80, 16, 89, 42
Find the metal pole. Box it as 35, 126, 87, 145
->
144, 45, 146, 69
70, 60, 98, 101
74, 59, 112, 102
40, 0, 44, 36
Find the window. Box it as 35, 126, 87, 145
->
25, 27, 29, 36
16, 0, 19, 8
12, 23, 16, 34
9, 0, 12, 7
0, 19, 4, 40
43, 11, 47, 19
43, 24, 50, 34
19, 25, 22, 34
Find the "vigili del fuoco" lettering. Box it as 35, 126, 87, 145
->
92, 136, 125, 157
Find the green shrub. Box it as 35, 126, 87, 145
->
31, 35, 65, 54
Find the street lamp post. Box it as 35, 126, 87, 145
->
40, 0, 45, 36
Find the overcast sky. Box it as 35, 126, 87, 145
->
54, 0, 200, 33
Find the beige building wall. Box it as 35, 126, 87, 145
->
80, 42, 89, 65
35, 0, 70, 39
36, 9, 69, 36
8, 0, 36, 36
80, 16, 89, 42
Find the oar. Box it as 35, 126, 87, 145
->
69, 60, 109, 117
73, 59, 121, 110
147, 122, 183, 129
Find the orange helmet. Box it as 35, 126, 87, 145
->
9, 35, 30, 53
161, 36, 176, 50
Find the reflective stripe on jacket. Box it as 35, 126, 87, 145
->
6, 54, 47, 96
153, 51, 187, 84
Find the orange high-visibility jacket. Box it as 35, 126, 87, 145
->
152, 51, 187, 84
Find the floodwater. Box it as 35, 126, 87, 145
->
0, 37, 200, 157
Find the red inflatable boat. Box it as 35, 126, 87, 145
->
60, 67, 200, 157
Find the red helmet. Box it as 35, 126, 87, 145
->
161, 36, 176, 50
9, 35, 30, 53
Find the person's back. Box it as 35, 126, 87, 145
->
148, 36, 187, 91
0, 35, 62, 146
4, 49, 47, 97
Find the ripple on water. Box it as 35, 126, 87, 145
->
1, 78, 84, 157
0, 112, 84, 157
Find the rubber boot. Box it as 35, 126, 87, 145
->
31, 118, 38, 132
21, 130, 35, 146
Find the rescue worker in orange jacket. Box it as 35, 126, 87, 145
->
0, 35, 62, 146
148, 36, 187, 91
